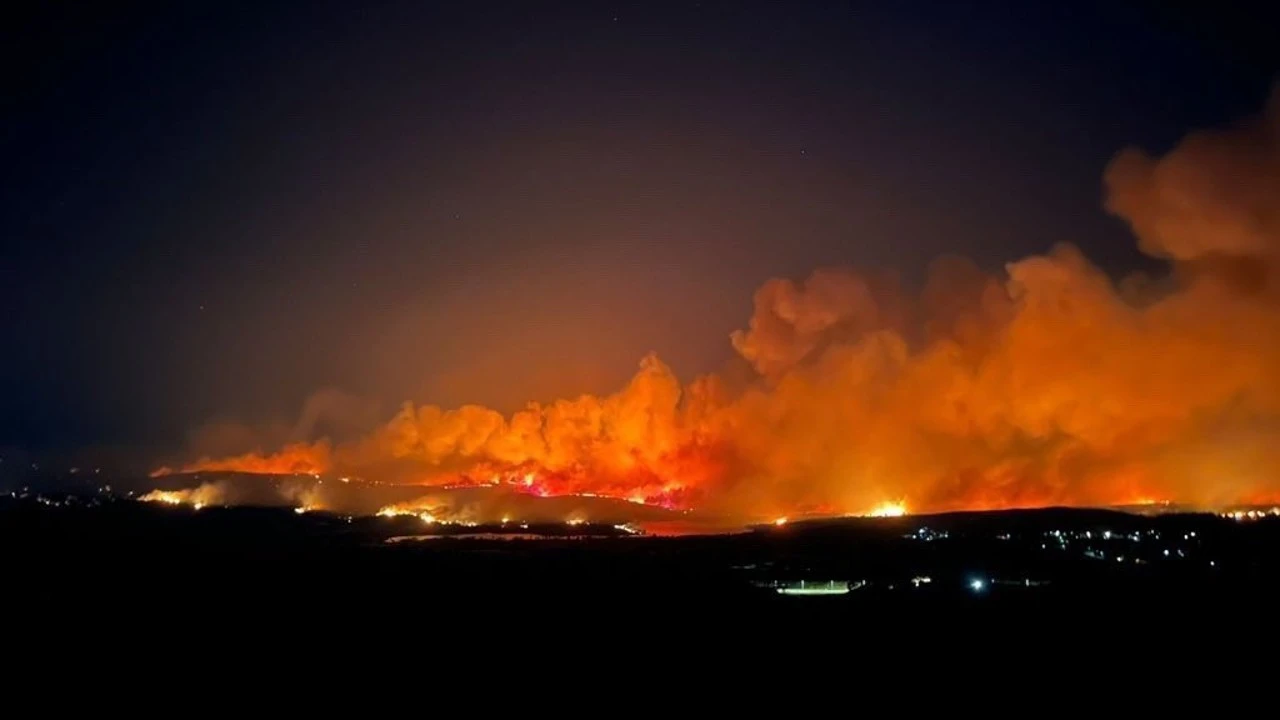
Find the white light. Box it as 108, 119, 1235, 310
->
1103, 531, 1111, 540
1163, 549, 1170, 556
969, 578, 985, 592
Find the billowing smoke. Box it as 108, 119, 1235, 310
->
1104, 88, 1280, 263
158, 89, 1280, 520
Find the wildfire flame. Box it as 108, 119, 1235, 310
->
140, 487, 225, 509
153, 92, 1280, 521
376, 503, 449, 526
864, 501, 908, 518
141, 490, 184, 505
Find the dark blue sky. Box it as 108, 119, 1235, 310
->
2, 0, 1276, 457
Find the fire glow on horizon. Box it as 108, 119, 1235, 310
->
150, 92, 1280, 520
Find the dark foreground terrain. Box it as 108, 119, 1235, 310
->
6, 490, 1280, 637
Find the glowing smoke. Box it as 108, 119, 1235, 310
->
158, 89, 1280, 519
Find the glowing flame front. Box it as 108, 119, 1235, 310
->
865, 501, 908, 518
142, 490, 185, 505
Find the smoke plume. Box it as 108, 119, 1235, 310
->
159, 89, 1280, 519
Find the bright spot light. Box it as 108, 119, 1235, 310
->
294, 506, 310, 515
969, 578, 986, 592
193, 502, 205, 511
419, 512, 436, 524
523, 473, 535, 487
501, 516, 510, 524
774, 517, 788, 526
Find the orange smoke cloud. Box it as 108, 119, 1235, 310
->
160, 89, 1280, 519
1105, 89, 1280, 262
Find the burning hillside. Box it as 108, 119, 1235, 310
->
156, 90, 1280, 522
138, 471, 688, 527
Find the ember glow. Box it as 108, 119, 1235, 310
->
156, 93, 1280, 522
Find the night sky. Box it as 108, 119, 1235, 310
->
3, 1, 1277, 462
